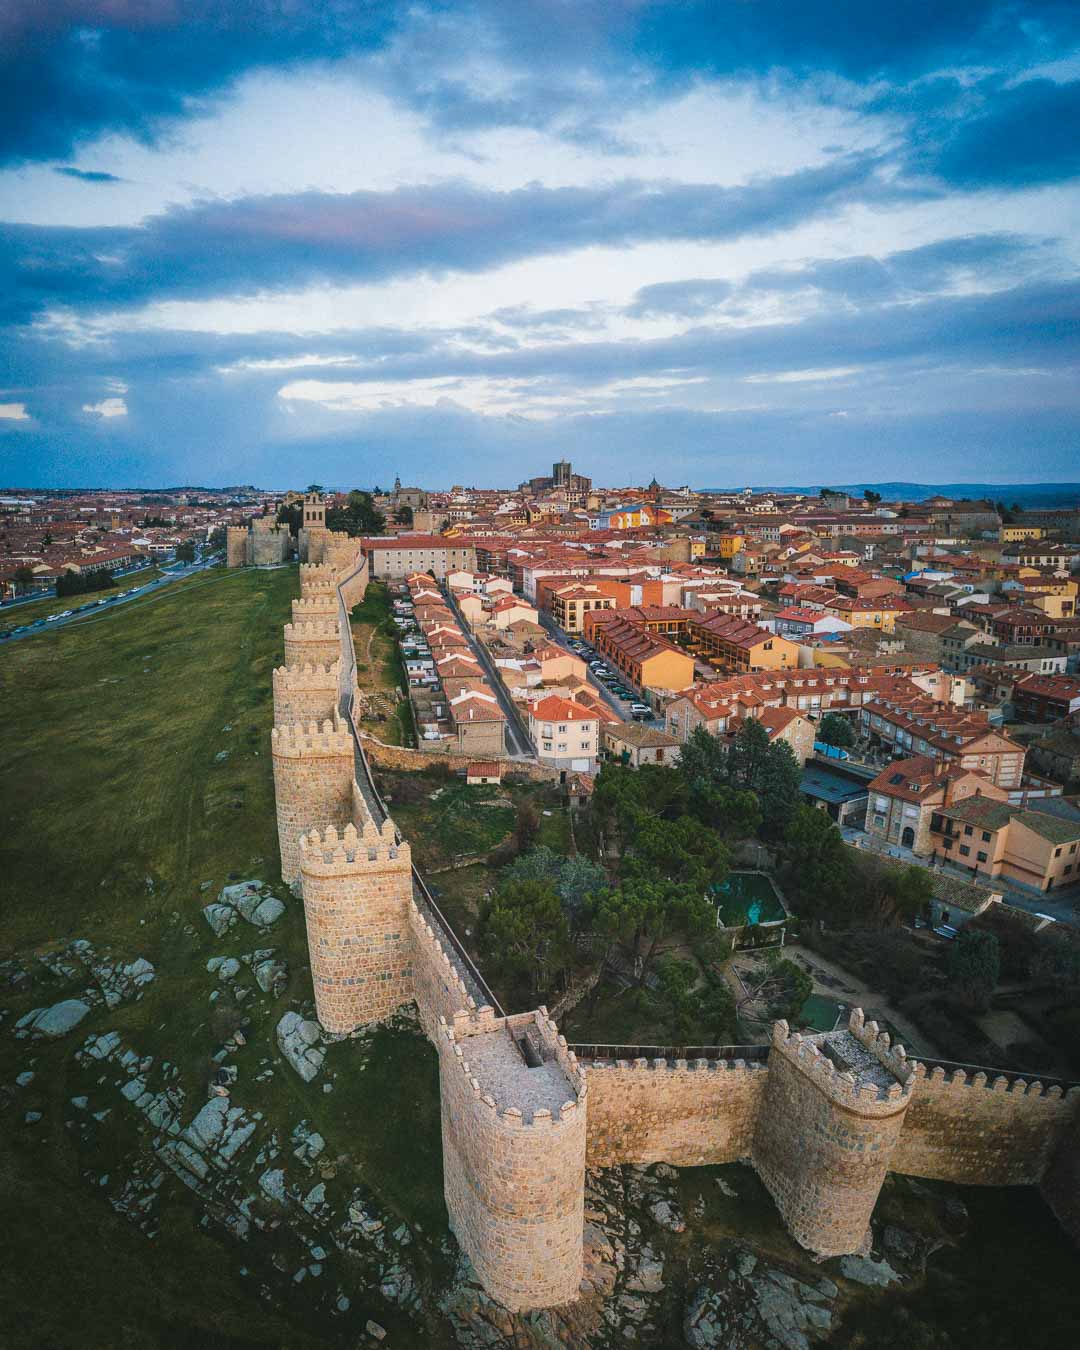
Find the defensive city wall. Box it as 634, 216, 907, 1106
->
271, 543, 1080, 1313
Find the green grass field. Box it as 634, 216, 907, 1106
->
0, 564, 450, 1349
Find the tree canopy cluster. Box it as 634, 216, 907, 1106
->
56, 566, 119, 598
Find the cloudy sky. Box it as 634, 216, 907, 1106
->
2, 2, 1079, 490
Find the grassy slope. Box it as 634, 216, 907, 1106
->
0, 565, 449, 1349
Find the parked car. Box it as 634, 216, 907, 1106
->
629, 702, 651, 716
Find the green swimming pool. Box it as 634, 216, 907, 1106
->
799, 994, 844, 1032
712, 871, 788, 928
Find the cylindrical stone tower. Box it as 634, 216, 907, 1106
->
438, 1008, 587, 1311
752, 1011, 915, 1257
298, 819, 416, 1032
271, 719, 355, 889
283, 619, 341, 667
299, 563, 336, 599
272, 661, 341, 728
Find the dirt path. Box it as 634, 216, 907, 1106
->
782, 942, 945, 1057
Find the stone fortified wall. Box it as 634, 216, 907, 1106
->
299, 821, 415, 1032
226, 525, 249, 568
439, 1007, 586, 1311
584, 1055, 767, 1169
890, 1059, 1077, 1186
291, 594, 338, 623
270, 719, 354, 889
273, 545, 588, 1311
272, 540, 1080, 1313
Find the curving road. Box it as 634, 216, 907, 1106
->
0, 552, 225, 645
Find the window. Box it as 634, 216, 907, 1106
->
977, 851, 988, 863
1055, 847, 1062, 857
964, 825, 973, 836
1065, 864, 1074, 875
960, 845, 970, 857
982, 831, 991, 842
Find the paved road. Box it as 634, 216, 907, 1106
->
535, 611, 662, 724
0, 553, 223, 645
440, 583, 534, 757
841, 824, 1080, 927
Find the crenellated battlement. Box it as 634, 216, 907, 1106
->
283, 619, 339, 640
299, 820, 410, 873
271, 718, 353, 758
440, 1011, 583, 1132
273, 660, 340, 683
910, 1062, 1079, 1102
584, 1054, 769, 1075
770, 1018, 914, 1115
291, 594, 338, 620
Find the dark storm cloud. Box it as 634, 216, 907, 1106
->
4, 1, 1080, 177
0, 157, 901, 322
0, 0, 399, 166
631, 1, 1080, 84
904, 77, 1080, 189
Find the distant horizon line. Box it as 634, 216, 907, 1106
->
4, 478, 1080, 496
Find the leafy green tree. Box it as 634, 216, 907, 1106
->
858, 857, 934, 925
328, 489, 386, 537
948, 929, 1000, 1012
13, 565, 35, 593
625, 814, 729, 891
589, 761, 686, 845
276, 502, 303, 535
305, 483, 324, 493
817, 712, 855, 749
512, 799, 540, 855
782, 804, 855, 921
864, 489, 882, 505
693, 973, 738, 1043
174, 541, 196, 563
755, 738, 802, 837
394, 505, 414, 525
728, 717, 771, 789
502, 847, 608, 927
592, 876, 714, 985
676, 726, 762, 837
477, 879, 572, 999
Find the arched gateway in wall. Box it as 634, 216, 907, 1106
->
272, 552, 1080, 1313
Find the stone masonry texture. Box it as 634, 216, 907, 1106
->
271, 551, 1080, 1313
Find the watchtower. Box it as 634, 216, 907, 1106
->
299, 820, 415, 1031
303, 492, 326, 530
753, 1013, 915, 1256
